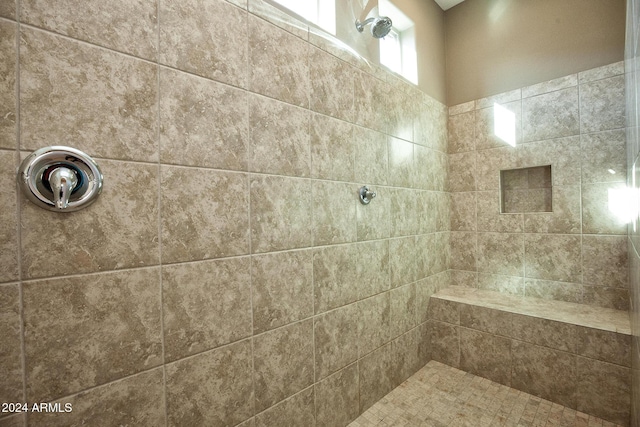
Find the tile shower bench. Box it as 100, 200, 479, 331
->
425, 286, 631, 426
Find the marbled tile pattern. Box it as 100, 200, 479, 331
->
29, 368, 165, 427
448, 61, 627, 311
159, 0, 248, 88
0, 284, 22, 404
23, 269, 163, 402
349, 361, 627, 427
162, 258, 252, 361
0, 21, 16, 150
2, 0, 460, 424
21, 0, 158, 60
21, 160, 160, 278
0, 150, 18, 283
159, 68, 249, 170
20, 27, 158, 162
424, 287, 631, 424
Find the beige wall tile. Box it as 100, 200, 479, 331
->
389, 188, 418, 237
510, 314, 577, 353
476, 146, 517, 191
511, 340, 577, 408
522, 87, 580, 142
522, 74, 578, 98
0, 284, 22, 404
450, 231, 477, 271
425, 320, 460, 368
580, 75, 625, 133
314, 303, 358, 380
477, 232, 524, 276
0, 414, 24, 427
309, 47, 353, 121
255, 387, 314, 427
390, 328, 421, 386
20, 28, 158, 162
476, 190, 523, 233
166, 340, 253, 427
357, 240, 390, 299
253, 320, 314, 412
582, 182, 628, 234
161, 166, 249, 263
357, 186, 390, 241
449, 270, 478, 288
460, 327, 511, 386
310, 113, 354, 181
0, 21, 16, 150
583, 285, 630, 310
390, 283, 416, 338
0, 150, 17, 283
354, 72, 387, 134
388, 137, 415, 188
478, 273, 525, 295
448, 151, 477, 192
162, 258, 252, 361
576, 357, 630, 426
251, 249, 313, 334
250, 175, 312, 253
476, 89, 521, 109
389, 236, 417, 288
449, 101, 475, 116
353, 126, 388, 185
23, 268, 163, 402
524, 234, 581, 282
159, 67, 249, 171
315, 364, 359, 427
578, 62, 624, 84
249, 95, 310, 177
249, 15, 309, 107
450, 191, 477, 231
313, 244, 359, 313
29, 368, 165, 427
516, 136, 581, 186
582, 235, 628, 288
21, 160, 159, 278
357, 292, 390, 357
21, 0, 158, 60
358, 343, 394, 412
0, 0, 15, 19
448, 111, 474, 154
312, 181, 357, 246
460, 304, 512, 336
160, 0, 248, 88
524, 278, 583, 304
523, 185, 582, 234
427, 298, 460, 325
581, 130, 627, 183
416, 272, 450, 323
576, 326, 631, 367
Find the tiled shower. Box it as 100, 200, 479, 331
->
0, 0, 636, 427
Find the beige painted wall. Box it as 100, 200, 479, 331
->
391, 0, 447, 103
445, 0, 626, 105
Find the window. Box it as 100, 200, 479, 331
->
270, 0, 336, 35
379, 0, 417, 84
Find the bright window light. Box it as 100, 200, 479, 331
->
493, 103, 516, 147
270, 0, 336, 34
608, 186, 638, 225
379, 0, 417, 84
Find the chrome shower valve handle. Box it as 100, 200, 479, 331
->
359, 186, 377, 204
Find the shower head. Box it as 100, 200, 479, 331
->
355, 16, 393, 38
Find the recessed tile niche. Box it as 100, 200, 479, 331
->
500, 165, 552, 213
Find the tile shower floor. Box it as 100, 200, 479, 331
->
348, 361, 624, 427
